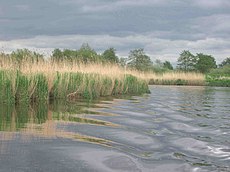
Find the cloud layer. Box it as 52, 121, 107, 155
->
0, 0, 229, 63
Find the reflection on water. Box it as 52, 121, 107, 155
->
0, 100, 117, 150
0, 86, 230, 172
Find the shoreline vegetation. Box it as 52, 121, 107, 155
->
0, 60, 150, 104
0, 47, 229, 104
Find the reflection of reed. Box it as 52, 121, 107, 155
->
0, 98, 122, 155
0, 132, 15, 154
0, 105, 116, 154
0, 132, 15, 141
54, 113, 119, 127
21, 118, 113, 147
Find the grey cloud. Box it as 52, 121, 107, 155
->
192, 0, 230, 9
1, 34, 228, 64
80, 0, 169, 13
190, 14, 230, 40
1, 0, 229, 41
0, 0, 229, 64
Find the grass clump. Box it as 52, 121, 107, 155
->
146, 71, 205, 86
124, 75, 150, 94
0, 56, 150, 103
15, 71, 30, 104
0, 70, 15, 105
206, 65, 230, 87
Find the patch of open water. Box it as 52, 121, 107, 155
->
0, 86, 230, 172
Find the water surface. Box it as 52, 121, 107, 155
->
0, 86, 230, 172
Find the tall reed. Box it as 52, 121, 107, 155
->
145, 71, 205, 86
0, 56, 150, 104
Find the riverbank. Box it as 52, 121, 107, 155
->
146, 72, 206, 86
145, 72, 229, 87
0, 59, 149, 104
1, 54, 228, 105
205, 66, 230, 87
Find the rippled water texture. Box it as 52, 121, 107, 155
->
0, 86, 230, 172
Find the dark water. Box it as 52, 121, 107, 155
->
0, 86, 230, 172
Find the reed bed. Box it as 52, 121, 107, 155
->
0, 54, 207, 104
145, 72, 205, 86
0, 57, 149, 104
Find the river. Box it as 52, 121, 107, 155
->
0, 86, 229, 172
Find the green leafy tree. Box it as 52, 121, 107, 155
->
78, 43, 99, 63
102, 48, 119, 63
11, 49, 44, 64
127, 48, 153, 71
62, 49, 78, 61
51, 48, 63, 62
177, 50, 197, 71
163, 60, 173, 70
219, 57, 230, 67
151, 60, 173, 73
195, 53, 217, 73
119, 57, 127, 67
154, 59, 163, 68
152, 59, 165, 73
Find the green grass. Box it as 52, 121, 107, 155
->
0, 71, 15, 104
206, 75, 230, 87
206, 65, 230, 87
0, 70, 150, 104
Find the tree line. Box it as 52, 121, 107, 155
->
1, 44, 229, 74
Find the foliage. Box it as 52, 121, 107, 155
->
206, 75, 230, 87
208, 65, 230, 77
177, 50, 197, 71
195, 53, 217, 73
78, 43, 100, 63
0, 71, 15, 104
151, 59, 173, 73
0, 68, 150, 104
11, 49, 44, 64
119, 57, 127, 67
62, 49, 78, 62
52, 48, 64, 62
163, 61, 173, 70
205, 65, 230, 87
51, 44, 101, 63
219, 57, 230, 67
102, 48, 119, 63
206, 77, 230, 87
124, 75, 150, 94
127, 48, 153, 71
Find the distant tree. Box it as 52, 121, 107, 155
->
195, 53, 217, 73
127, 48, 153, 71
151, 59, 173, 73
78, 43, 99, 63
51, 48, 63, 62
151, 59, 164, 73
177, 50, 197, 71
219, 57, 230, 67
119, 57, 127, 67
163, 60, 173, 70
62, 49, 78, 61
102, 48, 119, 63
154, 59, 164, 68
11, 49, 44, 64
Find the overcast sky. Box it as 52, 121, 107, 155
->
0, 0, 230, 64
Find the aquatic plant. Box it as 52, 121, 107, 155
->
147, 71, 205, 86
206, 65, 230, 87
0, 56, 150, 103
